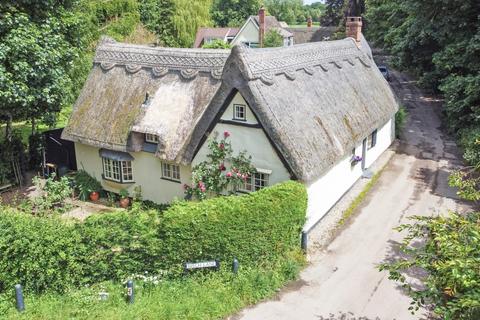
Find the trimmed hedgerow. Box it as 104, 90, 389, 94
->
0, 181, 306, 294
0, 208, 86, 293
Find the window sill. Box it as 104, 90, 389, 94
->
161, 177, 181, 184
232, 118, 247, 122
102, 175, 135, 185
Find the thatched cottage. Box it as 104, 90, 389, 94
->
63, 18, 398, 230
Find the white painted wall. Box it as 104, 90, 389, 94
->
231, 18, 259, 46
74, 143, 190, 204
304, 118, 394, 231
193, 92, 291, 186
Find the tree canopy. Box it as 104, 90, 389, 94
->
264, 29, 284, 47
211, 0, 261, 27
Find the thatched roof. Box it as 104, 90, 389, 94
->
250, 15, 293, 38
62, 38, 229, 161
286, 27, 337, 44
64, 37, 398, 183
184, 38, 398, 182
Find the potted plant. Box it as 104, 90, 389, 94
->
75, 170, 102, 201
89, 189, 100, 202
119, 188, 130, 208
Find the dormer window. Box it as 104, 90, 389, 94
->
145, 133, 159, 143
233, 104, 246, 121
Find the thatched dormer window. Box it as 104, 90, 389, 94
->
240, 169, 271, 192
145, 133, 159, 144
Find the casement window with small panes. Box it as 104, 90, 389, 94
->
233, 104, 246, 121
161, 162, 181, 182
102, 158, 133, 183
145, 133, 159, 143
242, 169, 270, 192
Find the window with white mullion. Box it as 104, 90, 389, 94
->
161, 162, 181, 182
122, 161, 134, 182
233, 104, 246, 121
145, 133, 159, 143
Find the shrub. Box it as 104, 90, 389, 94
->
30, 175, 74, 214
379, 213, 480, 320
395, 106, 408, 138
0, 208, 85, 293
0, 181, 307, 294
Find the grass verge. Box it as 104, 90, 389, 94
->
0, 250, 305, 320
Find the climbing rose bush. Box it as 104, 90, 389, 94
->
185, 131, 256, 200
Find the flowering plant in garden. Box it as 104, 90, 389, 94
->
185, 131, 256, 200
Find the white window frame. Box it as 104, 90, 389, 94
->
233, 104, 246, 121
145, 133, 159, 143
161, 162, 181, 182
102, 158, 134, 183
241, 169, 271, 192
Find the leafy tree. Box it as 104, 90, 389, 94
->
140, 0, 213, 47
264, 0, 302, 25
185, 131, 256, 200
202, 39, 232, 49
379, 212, 480, 319
264, 29, 284, 47
211, 0, 261, 27
0, 2, 82, 138
321, 0, 345, 26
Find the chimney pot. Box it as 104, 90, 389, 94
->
346, 16, 363, 46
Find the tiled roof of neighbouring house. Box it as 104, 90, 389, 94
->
193, 27, 239, 48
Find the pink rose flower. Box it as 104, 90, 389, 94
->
224, 131, 230, 138
219, 163, 226, 171
226, 172, 232, 178
219, 143, 225, 150
236, 172, 241, 178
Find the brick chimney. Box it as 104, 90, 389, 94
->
346, 17, 362, 46
307, 17, 312, 28
259, 6, 266, 48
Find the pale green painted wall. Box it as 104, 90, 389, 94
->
74, 143, 190, 204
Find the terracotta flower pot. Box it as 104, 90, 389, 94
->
119, 197, 130, 208
89, 191, 100, 202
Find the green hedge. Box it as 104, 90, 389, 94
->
0, 181, 306, 294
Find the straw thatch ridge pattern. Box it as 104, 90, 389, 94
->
184, 38, 399, 182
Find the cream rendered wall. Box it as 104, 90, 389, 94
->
74, 143, 190, 204
304, 118, 394, 231
231, 19, 259, 46
192, 93, 291, 186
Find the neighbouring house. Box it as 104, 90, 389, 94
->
193, 7, 293, 48
193, 27, 239, 48
63, 17, 398, 231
